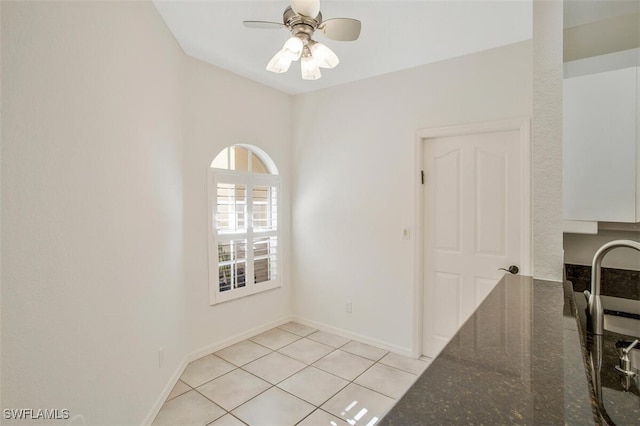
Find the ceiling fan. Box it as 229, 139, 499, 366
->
243, 0, 361, 80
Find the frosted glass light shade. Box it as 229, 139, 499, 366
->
291, 0, 320, 18
309, 42, 339, 68
282, 37, 303, 61
301, 55, 321, 80
266, 50, 292, 73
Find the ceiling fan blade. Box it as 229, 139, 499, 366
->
243, 21, 285, 29
319, 18, 361, 41
291, 0, 320, 18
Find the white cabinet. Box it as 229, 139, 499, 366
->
563, 65, 639, 223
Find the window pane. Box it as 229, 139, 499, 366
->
252, 185, 277, 231
251, 153, 268, 174
211, 148, 229, 169
230, 146, 249, 172
213, 147, 273, 173
253, 236, 277, 283
218, 239, 246, 292
216, 183, 246, 232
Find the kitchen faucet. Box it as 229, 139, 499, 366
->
584, 239, 640, 335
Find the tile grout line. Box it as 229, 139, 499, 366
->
160, 324, 431, 426
218, 342, 362, 423
165, 379, 192, 402
204, 410, 248, 426
191, 332, 327, 422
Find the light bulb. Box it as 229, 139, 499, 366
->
291, 0, 320, 18
301, 53, 321, 80
266, 50, 292, 73
309, 41, 339, 68
281, 37, 303, 61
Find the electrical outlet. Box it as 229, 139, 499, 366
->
346, 300, 352, 313
158, 347, 164, 368
402, 228, 410, 239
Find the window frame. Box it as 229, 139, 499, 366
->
207, 166, 281, 305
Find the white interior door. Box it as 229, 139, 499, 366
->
422, 128, 524, 358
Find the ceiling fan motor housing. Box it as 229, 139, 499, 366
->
283, 6, 321, 43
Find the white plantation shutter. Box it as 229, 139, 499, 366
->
216, 183, 246, 232
209, 166, 280, 304
216, 182, 247, 292
252, 184, 278, 283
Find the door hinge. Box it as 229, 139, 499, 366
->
421, 170, 425, 185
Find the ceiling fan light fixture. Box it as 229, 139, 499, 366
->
309, 41, 339, 69
301, 50, 321, 80
282, 36, 303, 61
291, 0, 320, 19
246, 0, 359, 81
266, 50, 293, 73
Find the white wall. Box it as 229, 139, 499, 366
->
0, 0, 4, 413
291, 41, 533, 353
181, 56, 292, 355
1, 0, 567, 420
2, 2, 185, 423
1, 1, 292, 424
532, 0, 564, 282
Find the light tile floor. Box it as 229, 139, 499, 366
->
153, 323, 432, 426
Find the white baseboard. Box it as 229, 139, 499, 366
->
143, 315, 413, 425
290, 316, 413, 357
141, 315, 293, 425
185, 316, 293, 363
141, 357, 188, 426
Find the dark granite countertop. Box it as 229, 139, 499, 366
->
381, 275, 597, 425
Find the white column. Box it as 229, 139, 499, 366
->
532, 0, 564, 282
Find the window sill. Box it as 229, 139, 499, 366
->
210, 279, 281, 305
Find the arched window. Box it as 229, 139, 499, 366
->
208, 145, 280, 304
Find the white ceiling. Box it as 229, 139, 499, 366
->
153, 0, 533, 95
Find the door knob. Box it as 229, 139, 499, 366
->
499, 265, 519, 275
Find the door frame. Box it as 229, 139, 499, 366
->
411, 117, 532, 358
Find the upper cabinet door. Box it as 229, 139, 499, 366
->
563, 66, 638, 222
